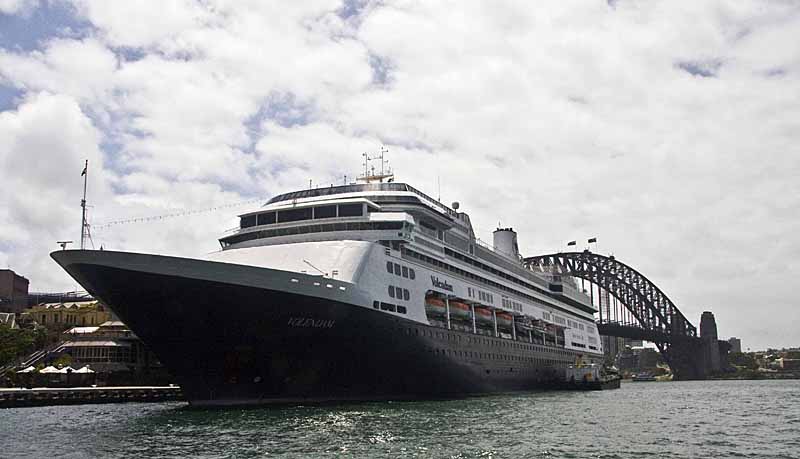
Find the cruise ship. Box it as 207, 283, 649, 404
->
52, 166, 603, 406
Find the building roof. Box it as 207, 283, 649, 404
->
36, 301, 99, 309
64, 326, 100, 334
62, 340, 131, 348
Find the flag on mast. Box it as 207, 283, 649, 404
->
81, 160, 87, 176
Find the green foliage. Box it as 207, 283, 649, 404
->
729, 352, 759, 370
0, 326, 46, 367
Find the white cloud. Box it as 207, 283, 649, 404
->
0, 0, 798, 349
0, 0, 38, 15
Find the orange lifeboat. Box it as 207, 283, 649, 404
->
474, 307, 493, 324
449, 301, 471, 319
496, 313, 513, 328
425, 297, 446, 316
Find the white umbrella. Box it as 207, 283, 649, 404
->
73, 366, 95, 374
57, 366, 76, 374
16, 366, 36, 373
39, 366, 60, 373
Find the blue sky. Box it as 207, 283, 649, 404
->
1, 0, 799, 351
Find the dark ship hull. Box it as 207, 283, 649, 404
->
52, 250, 586, 407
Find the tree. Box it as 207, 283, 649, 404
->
0, 326, 46, 367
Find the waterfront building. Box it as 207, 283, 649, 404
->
27, 301, 113, 329
602, 335, 624, 364
0, 269, 29, 314
728, 337, 742, 354
60, 321, 165, 380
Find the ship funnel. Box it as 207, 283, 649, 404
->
493, 228, 519, 259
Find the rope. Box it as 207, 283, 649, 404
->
91, 197, 266, 230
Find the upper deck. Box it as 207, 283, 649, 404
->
219, 181, 595, 314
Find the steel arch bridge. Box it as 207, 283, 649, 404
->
523, 251, 707, 380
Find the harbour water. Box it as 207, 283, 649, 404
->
1, 380, 798, 458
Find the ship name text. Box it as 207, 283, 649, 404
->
287, 317, 336, 329
430, 275, 453, 292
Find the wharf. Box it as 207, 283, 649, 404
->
0, 386, 184, 409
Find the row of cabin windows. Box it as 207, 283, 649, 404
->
466, 287, 493, 305
373, 300, 407, 314
386, 261, 416, 279
389, 286, 410, 301
427, 346, 572, 366
441, 247, 567, 307
405, 247, 589, 327
421, 328, 576, 357
221, 221, 403, 246
571, 342, 587, 348
240, 203, 365, 229
502, 298, 524, 313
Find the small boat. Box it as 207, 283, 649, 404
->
474, 307, 494, 325
449, 301, 471, 319
631, 372, 657, 382
496, 312, 513, 328
560, 364, 621, 390
424, 297, 447, 316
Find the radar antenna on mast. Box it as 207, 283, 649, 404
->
357, 147, 394, 183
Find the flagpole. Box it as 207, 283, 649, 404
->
80, 160, 88, 250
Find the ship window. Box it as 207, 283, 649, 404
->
257, 212, 276, 226
278, 207, 312, 223
338, 203, 363, 217
240, 215, 257, 228
402, 266, 409, 278
403, 289, 410, 301
397, 306, 407, 314
380, 302, 396, 312
373, 301, 379, 309
386, 261, 393, 273
394, 263, 401, 275
313, 205, 336, 219
388, 286, 395, 298
409, 269, 415, 279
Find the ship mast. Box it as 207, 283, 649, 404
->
357, 147, 394, 183
80, 160, 88, 250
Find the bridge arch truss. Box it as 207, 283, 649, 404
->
523, 251, 698, 367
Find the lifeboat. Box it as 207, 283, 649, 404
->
496, 313, 513, 328
449, 301, 471, 319
425, 297, 446, 316
474, 307, 494, 325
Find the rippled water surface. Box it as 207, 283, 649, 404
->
1, 380, 798, 458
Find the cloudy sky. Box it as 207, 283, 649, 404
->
1, 0, 798, 350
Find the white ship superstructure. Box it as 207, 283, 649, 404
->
214, 181, 602, 355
